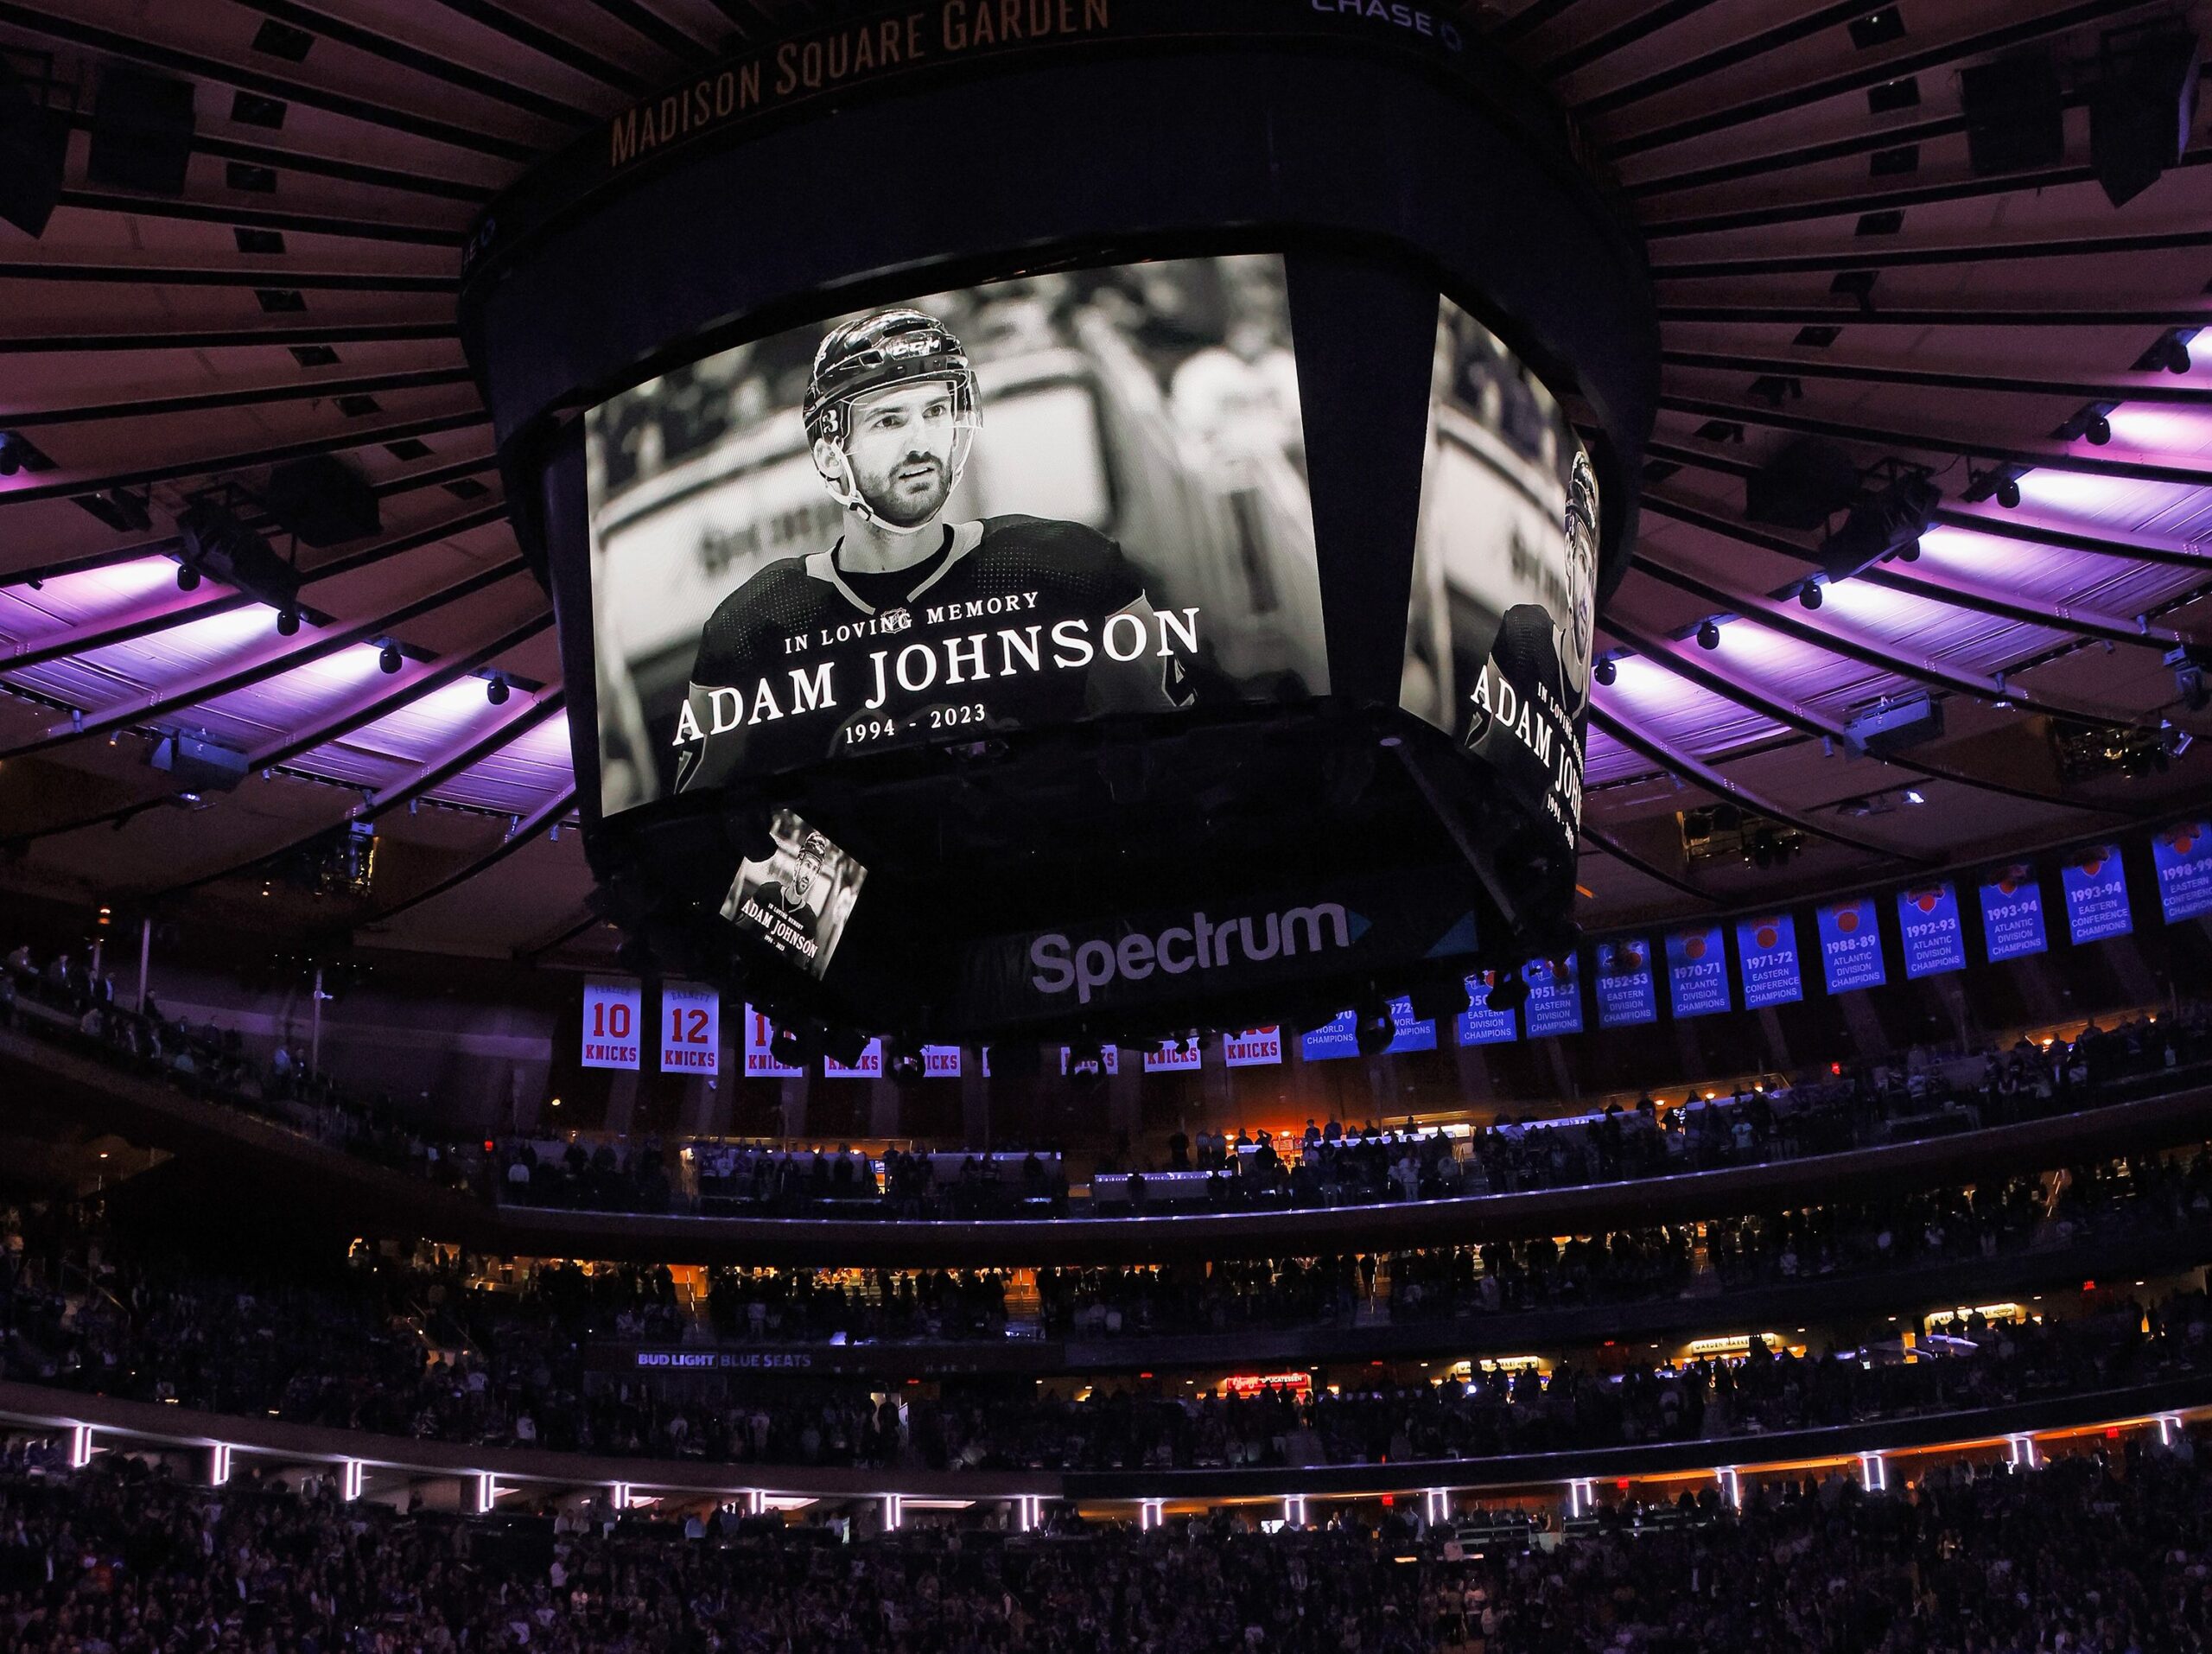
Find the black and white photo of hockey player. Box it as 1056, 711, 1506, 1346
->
586, 256, 1327, 815
721, 809, 867, 977
1402, 300, 1600, 853
672, 308, 1189, 790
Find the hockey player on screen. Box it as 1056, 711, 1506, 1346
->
673, 308, 1188, 791
1459, 449, 1599, 837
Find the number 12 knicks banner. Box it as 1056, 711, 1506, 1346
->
658, 982, 721, 1074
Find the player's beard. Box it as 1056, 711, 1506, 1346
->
856, 453, 950, 530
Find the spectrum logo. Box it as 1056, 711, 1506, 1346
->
1030, 904, 1357, 1004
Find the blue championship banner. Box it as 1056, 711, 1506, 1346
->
1896, 884, 1966, 980
2152, 823, 2212, 923
1594, 938, 1656, 1028
1736, 914, 1802, 1009
1816, 896, 1886, 993
1455, 973, 1519, 1046
2062, 846, 2133, 944
1523, 956, 1584, 1038
1664, 925, 1731, 1018
1978, 866, 2047, 964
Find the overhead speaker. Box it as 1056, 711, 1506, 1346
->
0, 58, 66, 238
2091, 29, 2202, 207
1960, 50, 2064, 175
264, 455, 381, 547
1744, 438, 1860, 531
86, 65, 195, 196
1819, 470, 1942, 582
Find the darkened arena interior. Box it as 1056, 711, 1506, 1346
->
9, 3, 2212, 1650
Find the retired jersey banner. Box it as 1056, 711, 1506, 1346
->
1143, 1036, 1204, 1073
1896, 884, 1966, 980
582, 979, 644, 1071
2063, 846, 2133, 943
1817, 897, 1886, 993
823, 1037, 883, 1078
742, 1005, 804, 1077
1664, 926, 1731, 1018
1978, 866, 2048, 963
921, 1045, 963, 1078
657, 982, 721, 1074
2153, 823, 2212, 922
1059, 1045, 1121, 1077
1223, 1027, 1282, 1067
1594, 938, 1656, 1028
1736, 915, 1802, 1009
1522, 957, 1583, 1039
1456, 973, 1520, 1046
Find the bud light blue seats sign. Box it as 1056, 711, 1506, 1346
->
1896, 883, 1966, 979
2062, 846, 2132, 943
1456, 974, 1519, 1046
1817, 896, 1886, 993
1523, 957, 1583, 1038
1594, 938, 1656, 1027
1735, 914, 1802, 1009
1978, 866, 2046, 963
1664, 926, 1731, 1017
2153, 822, 2212, 922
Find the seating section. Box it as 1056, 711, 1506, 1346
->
6, 1148, 2209, 1473
1, 1427, 2206, 1652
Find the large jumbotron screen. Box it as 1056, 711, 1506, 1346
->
1401, 296, 1599, 857
584, 254, 1329, 817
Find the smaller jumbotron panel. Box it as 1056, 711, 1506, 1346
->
1402, 298, 1599, 862
586, 256, 1326, 819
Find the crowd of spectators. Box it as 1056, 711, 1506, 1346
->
1, 945, 473, 1190
4, 1426, 2211, 1652
4, 1150, 2210, 1475
10, 937, 2211, 1224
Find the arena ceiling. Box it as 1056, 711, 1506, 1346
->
2, 0, 2210, 967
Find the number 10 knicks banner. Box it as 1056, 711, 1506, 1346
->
952, 868, 1482, 1028
582, 979, 642, 1071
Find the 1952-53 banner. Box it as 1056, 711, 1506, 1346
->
585, 255, 1328, 816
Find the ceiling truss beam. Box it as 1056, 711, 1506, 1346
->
0, 557, 526, 760
3, 366, 476, 429
1590, 700, 1929, 864
157, 689, 565, 898
0, 409, 488, 508
0, 1, 538, 161
357, 785, 578, 930
1658, 393, 2212, 489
